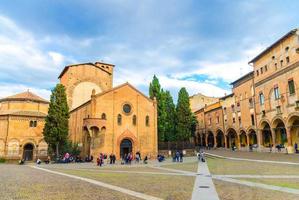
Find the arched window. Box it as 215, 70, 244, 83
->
101, 113, 106, 120
133, 115, 137, 125
29, 120, 37, 127
145, 115, 149, 126
117, 114, 122, 125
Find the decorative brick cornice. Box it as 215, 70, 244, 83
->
255, 61, 299, 87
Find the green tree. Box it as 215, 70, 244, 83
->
149, 75, 161, 100
149, 75, 168, 141
158, 90, 167, 141
43, 84, 69, 159
164, 90, 176, 141
61, 140, 81, 156
176, 87, 193, 141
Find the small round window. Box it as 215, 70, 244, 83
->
123, 104, 132, 114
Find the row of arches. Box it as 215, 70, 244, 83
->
197, 114, 299, 152
198, 129, 258, 149
0, 139, 48, 160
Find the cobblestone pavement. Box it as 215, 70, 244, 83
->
0, 164, 140, 200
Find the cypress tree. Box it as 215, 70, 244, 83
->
43, 84, 69, 159
158, 90, 167, 142
149, 75, 161, 100
176, 87, 193, 141
164, 90, 176, 141
149, 75, 168, 141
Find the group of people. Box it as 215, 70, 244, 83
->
157, 154, 165, 162
173, 150, 183, 162
96, 152, 145, 166
96, 153, 105, 166
109, 154, 116, 164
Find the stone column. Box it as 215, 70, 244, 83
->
214, 135, 217, 148
246, 134, 250, 150
271, 128, 276, 151
286, 127, 293, 153
257, 130, 263, 151
237, 134, 241, 149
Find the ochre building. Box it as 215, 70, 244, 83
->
0, 91, 49, 160
59, 62, 158, 159
193, 28, 299, 153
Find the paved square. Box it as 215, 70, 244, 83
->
1, 150, 299, 200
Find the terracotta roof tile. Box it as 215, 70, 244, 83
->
0, 91, 49, 103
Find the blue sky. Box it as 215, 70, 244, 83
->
0, 0, 298, 101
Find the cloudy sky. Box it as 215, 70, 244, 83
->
0, 0, 298, 101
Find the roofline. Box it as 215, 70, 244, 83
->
248, 29, 298, 64
94, 61, 115, 67
230, 71, 254, 86
204, 105, 222, 113
69, 100, 91, 113
0, 98, 49, 104
189, 93, 217, 99
94, 82, 154, 103
0, 113, 47, 118
70, 82, 153, 113
219, 93, 234, 100
194, 107, 205, 114
58, 61, 113, 79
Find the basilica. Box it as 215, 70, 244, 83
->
60, 62, 158, 159
0, 61, 158, 160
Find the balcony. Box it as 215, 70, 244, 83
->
83, 118, 106, 128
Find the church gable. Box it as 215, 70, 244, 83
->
59, 62, 114, 110
95, 82, 153, 104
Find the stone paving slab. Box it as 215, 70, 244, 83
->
191, 161, 220, 200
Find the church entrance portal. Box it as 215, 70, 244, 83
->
23, 143, 34, 161
120, 139, 132, 159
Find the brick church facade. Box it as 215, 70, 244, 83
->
59, 62, 158, 159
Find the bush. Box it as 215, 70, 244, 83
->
0, 157, 6, 163
61, 140, 81, 156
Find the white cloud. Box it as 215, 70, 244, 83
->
0, 15, 75, 98
48, 51, 65, 66
0, 10, 269, 102
172, 44, 265, 83
159, 76, 229, 98
0, 16, 62, 71
0, 84, 51, 100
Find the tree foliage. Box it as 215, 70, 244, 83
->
176, 87, 193, 141
149, 76, 195, 142
149, 75, 161, 100
164, 91, 176, 141
43, 84, 69, 158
